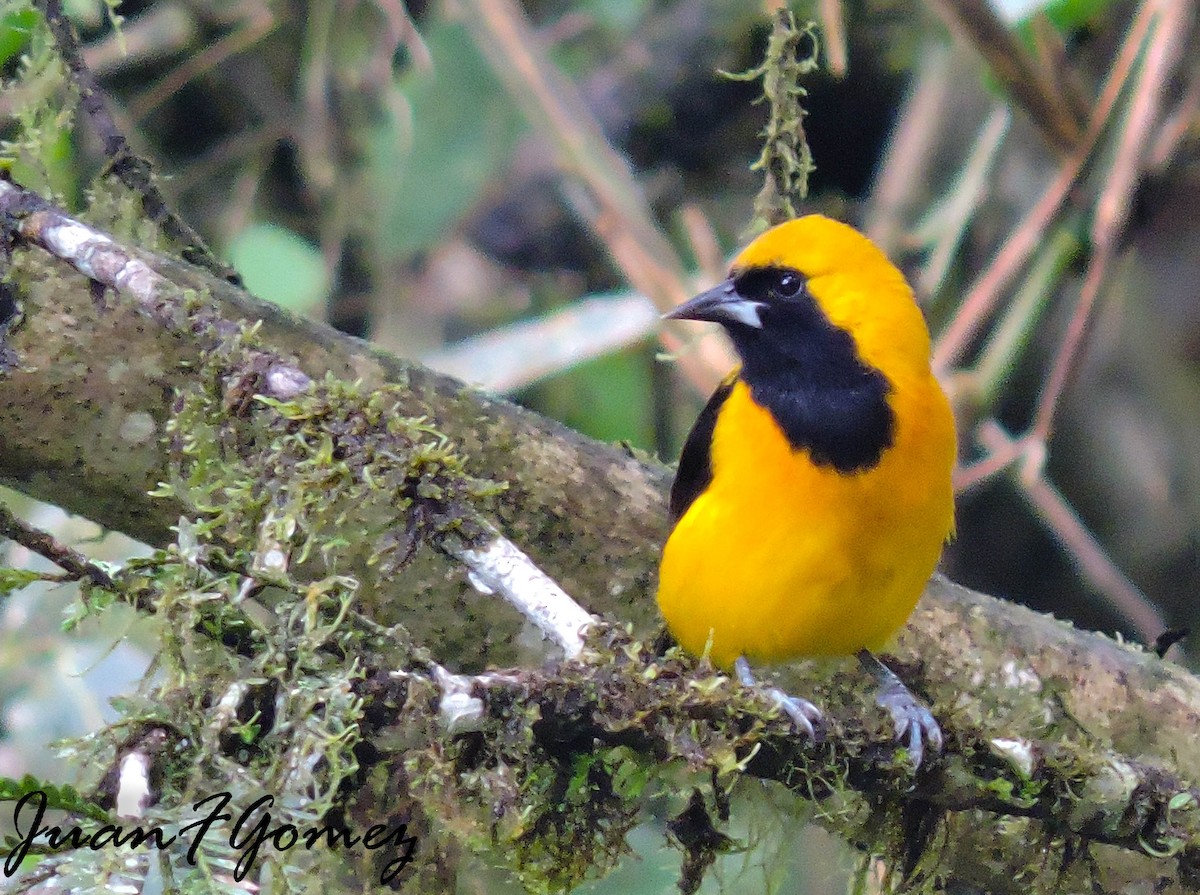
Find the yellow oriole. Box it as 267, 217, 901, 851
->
658, 215, 956, 764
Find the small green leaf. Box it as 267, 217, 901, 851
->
368, 22, 524, 258
1169, 792, 1197, 812
0, 8, 39, 67
0, 775, 109, 822
226, 223, 329, 314
1002, 0, 1115, 29
0, 567, 51, 593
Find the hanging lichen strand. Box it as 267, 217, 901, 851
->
725, 9, 819, 232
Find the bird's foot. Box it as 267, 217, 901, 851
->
734, 656, 823, 740
857, 650, 941, 769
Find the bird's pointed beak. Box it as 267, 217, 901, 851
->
663, 278, 764, 329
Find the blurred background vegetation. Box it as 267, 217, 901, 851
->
2, 0, 1200, 891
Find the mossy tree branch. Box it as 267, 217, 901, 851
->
4, 180, 1200, 892
0, 177, 665, 668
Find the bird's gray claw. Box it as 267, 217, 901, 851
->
734, 656, 823, 740
858, 650, 941, 769
875, 682, 942, 769
766, 686, 823, 740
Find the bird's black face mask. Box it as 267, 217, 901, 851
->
666, 266, 895, 473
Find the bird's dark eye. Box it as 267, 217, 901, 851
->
776, 272, 801, 298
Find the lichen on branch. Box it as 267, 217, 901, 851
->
724, 9, 820, 231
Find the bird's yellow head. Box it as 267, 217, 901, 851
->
666, 215, 933, 382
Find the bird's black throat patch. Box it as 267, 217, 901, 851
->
727, 266, 895, 473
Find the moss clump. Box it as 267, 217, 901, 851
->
43, 319, 512, 893
397, 630, 862, 893
157, 328, 504, 584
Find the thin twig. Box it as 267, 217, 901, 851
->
447, 531, 596, 659
915, 105, 1010, 299
971, 225, 1081, 412
82, 4, 199, 76
866, 44, 951, 254
925, 0, 1083, 151
165, 122, 289, 197
297, 0, 338, 198
454, 0, 733, 393
0, 503, 116, 590
1028, 243, 1115, 442
1031, 0, 1190, 443
422, 292, 658, 392
953, 421, 1027, 494
932, 0, 1158, 373
1148, 68, 1200, 171
817, 0, 847, 77
128, 7, 276, 120
1028, 12, 1092, 124
33, 0, 239, 283
679, 205, 725, 284
976, 422, 1165, 643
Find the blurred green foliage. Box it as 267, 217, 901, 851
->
226, 222, 330, 314
0, 2, 76, 203
0, 7, 38, 65
524, 347, 657, 449
369, 22, 525, 259
1039, 0, 1117, 29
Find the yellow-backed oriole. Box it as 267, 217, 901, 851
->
658, 215, 956, 765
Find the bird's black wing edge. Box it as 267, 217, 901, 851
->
668, 375, 736, 525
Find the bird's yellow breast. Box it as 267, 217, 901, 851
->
657, 375, 955, 670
